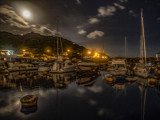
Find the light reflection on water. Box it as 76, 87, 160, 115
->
0, 71, 160, 120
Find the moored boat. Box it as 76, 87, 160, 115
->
20, 95, 38, 107
108, 59, 127, 76
50, 56, 76, 73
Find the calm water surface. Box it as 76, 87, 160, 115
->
0, 71, 160, 120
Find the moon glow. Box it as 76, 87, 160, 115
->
22, 10, 31, 18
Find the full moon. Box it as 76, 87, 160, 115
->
22, 10, 31, 18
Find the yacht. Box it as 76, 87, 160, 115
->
108, 59, 127, 76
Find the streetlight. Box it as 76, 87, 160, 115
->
46, 49, 50, 52
22, 49, 26, 52
67, 49, 70, 52
88, 51, 91, 54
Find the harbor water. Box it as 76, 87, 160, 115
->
0, 71, 160, 120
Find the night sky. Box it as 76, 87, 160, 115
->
0, 0, 160, 57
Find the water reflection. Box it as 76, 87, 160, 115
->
20, 105, 38, 115
0, 71, 77, 90
0, 71, 160, 120
77, 71, 100, 87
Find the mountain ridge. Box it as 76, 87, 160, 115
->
0, 31, 86, 55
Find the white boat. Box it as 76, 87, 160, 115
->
7, 62, 38, 72
134, 9, 149, 78
38, 62, 50, 72
108, 59, 127, 76
50, 56, 75, 73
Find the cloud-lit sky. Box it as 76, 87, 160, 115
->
0, 0, 160, 57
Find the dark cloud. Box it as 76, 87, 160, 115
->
0, 4, 56, 36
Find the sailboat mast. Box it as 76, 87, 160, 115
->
141, 8, 147, 64
60, 36, 63, 54
102, 39, 104, 54
125, 36, 127, 58
140, 35, 144, 61
56, 16, 59, 56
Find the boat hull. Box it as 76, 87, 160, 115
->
134, 71, 149, 78
38, 66, 50, 72
50, 67, 75, 73
110, 70, 127, 76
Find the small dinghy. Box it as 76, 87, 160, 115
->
20, 95, 38, 107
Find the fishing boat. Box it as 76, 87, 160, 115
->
20, 95, 38, 107
50, 56, 76, 73
108, 59, 127, 76
134, 9, 150, 78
